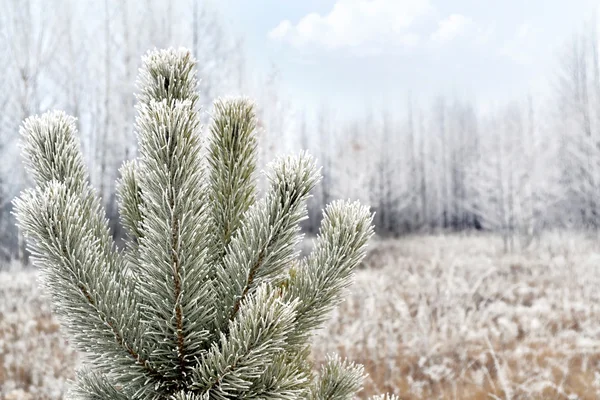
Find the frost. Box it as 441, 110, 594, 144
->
4, 234, 600, 398
311, 233, 600, 398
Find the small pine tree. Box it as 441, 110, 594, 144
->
14, 48, 387, 400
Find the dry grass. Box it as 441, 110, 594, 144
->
3, 232, 600, 399
0, 269, 77, 399
313, 232, 600, 399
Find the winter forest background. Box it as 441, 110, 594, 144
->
2, 1, 600, 263
1, 0, 600, 260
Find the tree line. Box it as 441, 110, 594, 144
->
1, 1, 599, 263
301, 21, 600, 252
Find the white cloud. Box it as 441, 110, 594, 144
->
268, 0, 432, 54
430, 14, 473, 43
268, 20, 293, 41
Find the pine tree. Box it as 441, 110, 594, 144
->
13, 48, 386, 400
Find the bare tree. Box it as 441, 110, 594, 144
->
554, 27, 600, 229
0, 0, 61, 261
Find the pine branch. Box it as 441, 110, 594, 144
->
217, 152, 320, 327
244, 349, 312, 400
137, 48, 199, 107
15, 46, 383, 400
205, 98, 257, 258
70, 369, 130, 400
191, 285, 298, 399
171, 392, 209, 400
19, 110, 87, 188
205, 97, 258, 332
13, 183, 159, 391
309, 355, 365, 400
19, 111, 123, 274
133, 49, 213, 388
15, 111, 160, 392
119, 47, 201, 276
116, 160, 144, 249
285, 200, 374, 344
206, 98, 257, 256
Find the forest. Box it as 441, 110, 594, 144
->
0, 0, 598, 264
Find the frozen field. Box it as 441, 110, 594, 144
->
2, 233, 600, 399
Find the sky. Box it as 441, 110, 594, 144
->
219, 0, 599, 117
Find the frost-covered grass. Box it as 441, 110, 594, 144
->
3, 233, 600, 399
314, 233, 600, 399
0, 268, 77, 400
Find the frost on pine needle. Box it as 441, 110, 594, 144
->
12, 47, 379, 399
310, 354, 366, 400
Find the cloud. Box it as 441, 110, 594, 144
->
268, 0, 432, 54
430, 14, 473, 43
268, 20, 293, 41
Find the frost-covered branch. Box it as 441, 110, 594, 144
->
14, 47, 379, 400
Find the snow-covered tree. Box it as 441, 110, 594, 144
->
466, 108, 523, 251
13, 48, 390, 399
366, 110, 416, 235
465, 100, 562, 251
554, 23, 600, 229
